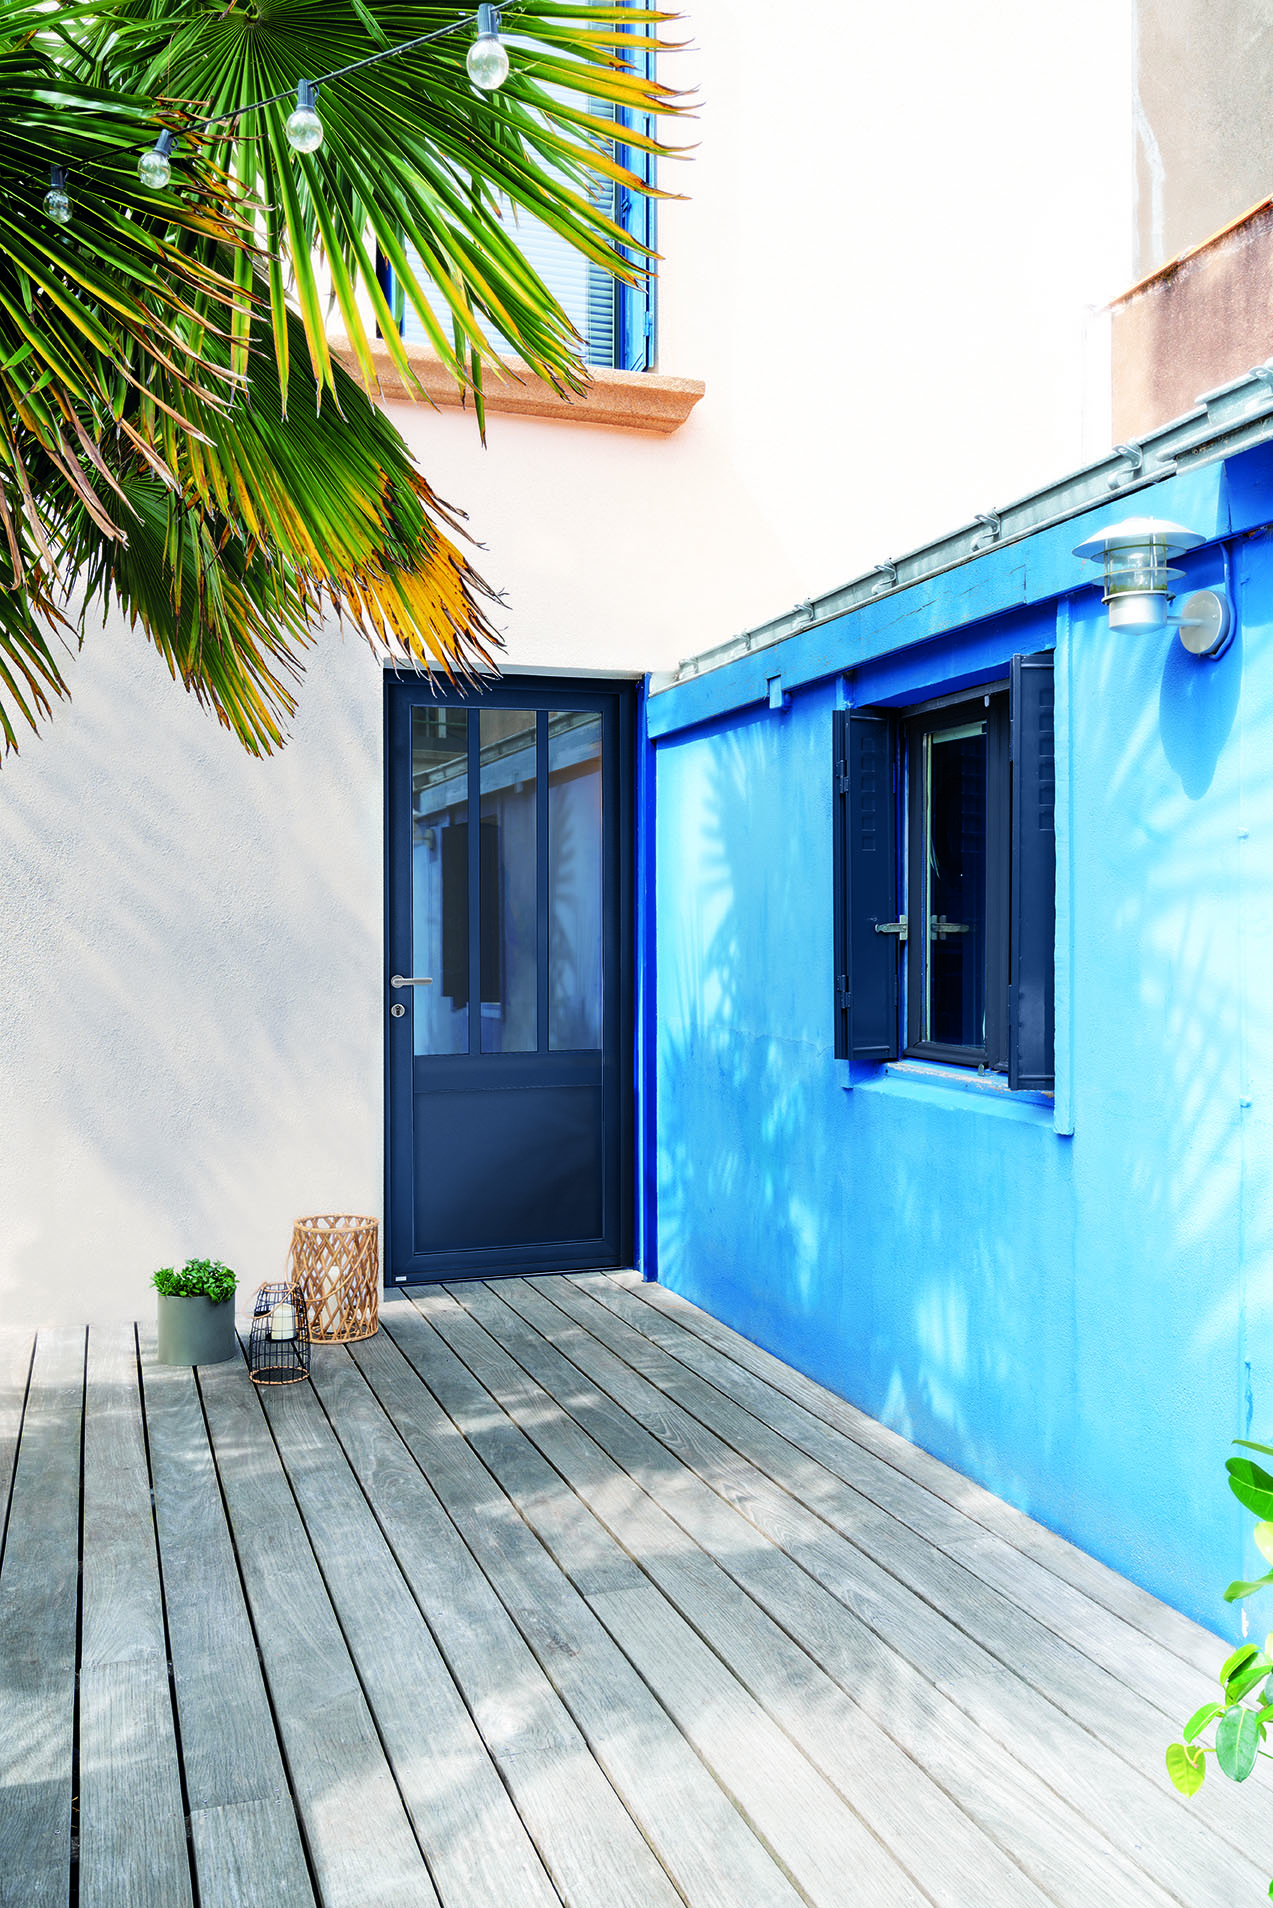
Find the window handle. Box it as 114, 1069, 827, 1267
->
874, 917, 908, 942
930, 915, 970, 939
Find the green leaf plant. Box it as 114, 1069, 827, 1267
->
0, 1, 687, 757
1167, 1440, 1273, 1895
152, 1257, 238, 1303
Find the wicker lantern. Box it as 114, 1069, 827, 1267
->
288, 1214, 380, 1343
248, 1282, 311, 1385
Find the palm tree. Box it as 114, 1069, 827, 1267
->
1, 0, 680, 756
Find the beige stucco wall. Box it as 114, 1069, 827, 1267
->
1134, 0, 1273, 279
0, 0, 1136, 1325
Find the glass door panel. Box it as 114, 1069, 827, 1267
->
549, 711, 603, 1050
411, 706, 468, 1055
479, 709, 538, 1054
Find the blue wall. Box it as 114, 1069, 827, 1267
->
648, 453, 1273, 1638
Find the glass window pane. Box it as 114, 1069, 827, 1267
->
923, 721, 987, 1048
480, 710, 538, 1054
411, 707, 468, 1055
549, 712, 603, 1051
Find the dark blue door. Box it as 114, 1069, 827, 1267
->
385, 674, 634, 1282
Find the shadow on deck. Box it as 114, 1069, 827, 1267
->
0, 1271, 1268, 1908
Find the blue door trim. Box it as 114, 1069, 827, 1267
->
383, 670, 636, 1285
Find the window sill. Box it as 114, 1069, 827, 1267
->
843, 1057, 1057, 1124
330, 338, 705, 436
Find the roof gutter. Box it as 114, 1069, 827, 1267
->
651, 361, 1273, 697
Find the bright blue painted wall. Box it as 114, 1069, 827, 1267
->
649, 456, 1273, 1638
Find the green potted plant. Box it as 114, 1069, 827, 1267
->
153, 1258, 239, 1366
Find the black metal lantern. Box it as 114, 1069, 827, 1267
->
248, 1281, 311, 1385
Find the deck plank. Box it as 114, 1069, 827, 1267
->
580, 1272, 1217, 1719
0, 1328, 34, 1567
429, 1282, 1186, 1908
309, 1331, 680, 1908
78, 1325, 192, 1908
256, 1350, 563, 1908
609, 1271, 1225, 1677
0, 1328, 84, 1908
414, 1285, 1061, 1908
379, 1297, 858, 1908
196, 1350, 434, 1908
474, 1276, 1266, 1908
549, 1269, 1266, 1854
139, 1329, 314, 1908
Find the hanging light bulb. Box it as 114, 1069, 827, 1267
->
139, 131, 175, 191
43, 166, 71, 226
285, 80, 324, 153
467, 5, 509, 90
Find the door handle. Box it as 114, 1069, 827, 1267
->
390, 975, 434, 987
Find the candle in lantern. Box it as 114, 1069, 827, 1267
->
270, 1301, 297, 1342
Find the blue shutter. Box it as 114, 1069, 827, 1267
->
834, 710, 899, 1061
1009, 652, 1056, 1090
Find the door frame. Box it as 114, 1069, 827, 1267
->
382, 669, 637, 1287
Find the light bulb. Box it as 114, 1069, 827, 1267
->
286, 80, 324, 153
467, 6, 509, 90
44, 168, 70, 226
139, 133, 174, 191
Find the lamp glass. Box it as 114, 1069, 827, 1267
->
139, 147, 172, 190
467, 34, 510, 89
44, 184, 71, 225
286, 105, 324, 152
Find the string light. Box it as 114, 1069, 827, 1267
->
285, 81, 324, 154
43, 166, 70, 225
138, 131, 175, 189
48, 6, 510, 216
467, 6, 509, 90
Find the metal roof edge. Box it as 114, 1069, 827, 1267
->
649, 365, 1273, 700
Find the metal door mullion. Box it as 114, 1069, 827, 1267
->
536, 709, 550, 1053
468, 709, 481, 1055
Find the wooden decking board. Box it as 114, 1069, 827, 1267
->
609, 1272, 1224, 1679
580, 1273, 1217, 1721
420, 1283, 1062, 1908
359, 1316, 802, 1908
138, 1331, 315, 1907
6, 1284, 1263, 1908
78, 1327, 192, 1908
256, 1352, 563, 1908
196, 1350, 435, 1908
484, 1276, 1267, 1908
310, 1329, 678, 1908
544, 1273, 1271, 1859
437, 1280, 1192, 1908
0, 1329, 34, 1573
385, 1291, 849, 1908
0, 1328, 84, 1908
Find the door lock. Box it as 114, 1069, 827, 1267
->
390, 1003, 406, 1019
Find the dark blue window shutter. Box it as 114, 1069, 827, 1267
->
1009, 652, 1056, 1090
834, 710, 899, 1061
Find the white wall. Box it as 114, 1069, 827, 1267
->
0, 1, 1137, 1322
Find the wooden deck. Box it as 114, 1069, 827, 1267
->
1, 1270, 1268, 1908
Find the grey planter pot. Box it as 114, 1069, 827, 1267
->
156, 1294, 236, 1366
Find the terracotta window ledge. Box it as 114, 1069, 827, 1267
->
330, 336, 704, 435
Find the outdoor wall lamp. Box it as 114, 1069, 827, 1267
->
1073, 516, 1233, 657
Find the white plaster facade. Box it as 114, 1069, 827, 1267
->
1, 1, 1137, 1324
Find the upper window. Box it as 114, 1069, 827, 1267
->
833, 652, 1056, 1090
387, 62, 657, 372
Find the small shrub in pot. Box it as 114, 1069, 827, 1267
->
153, 1258, 238, 1366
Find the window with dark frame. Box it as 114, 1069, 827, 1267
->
833, 652, 1056, 1090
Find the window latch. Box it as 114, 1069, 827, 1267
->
874, 916, 908, 942
931, 915, 971, 939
